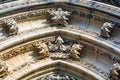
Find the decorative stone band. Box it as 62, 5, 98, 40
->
0, 8, 108, 23
0, 29, 119, 63
0, 0, 119, 17
4, 60, 106, 80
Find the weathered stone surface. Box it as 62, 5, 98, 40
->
70, 44, 83, 59
0, 60, 8, 78
110, 63, 120, 80
49, 8, 70, 27
100, 22, 114, 38
2, 18, 18, 36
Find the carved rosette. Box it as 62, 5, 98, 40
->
0, 60, 8, 78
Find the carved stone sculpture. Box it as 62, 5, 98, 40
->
34, 43, 49, 59
110, 63, 120, 80
100, 22, 114, 38
3, 18, 18, 35
39, 72, 77, 80
49, 8, 70, 27
0, 60, 8, 78
70, 44, 83, 59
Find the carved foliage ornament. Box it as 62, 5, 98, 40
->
70, 44, 83, 59
100, 22, 114, 38
110, 63, 120, 80
0, 60, 8, 78
33, 42, 49, 59
1, 18, 18, 36
49, 8, 71, 27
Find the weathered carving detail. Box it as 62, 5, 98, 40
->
70, 44, 83, 59
0, 60, 8, 78
110, 63, 120, 80
49, 8, 70, 27
47, 36, 70, 58
3, 18, 18, 35
0, 36, 119, 62
39, 71, 77, 80
33, 42, 49, 59
48, 36, 68, 53
55, 36, 67, 52
100, 22, 114, 38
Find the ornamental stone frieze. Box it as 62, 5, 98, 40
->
0, 0, 119, 80
0, 36, 119, 62
0, 0, 119, 17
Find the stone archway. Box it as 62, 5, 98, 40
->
0, 0, 120, 80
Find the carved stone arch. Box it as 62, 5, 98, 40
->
4, 60, 105, 80
0, 29, 119, 80
0, 0, 120, 80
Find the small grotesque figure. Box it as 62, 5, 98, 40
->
110, 63, 120, 80
3, 18, 18, 35
34, 43, 49, 59
100, 22, 114, 38
70, 44, 83, 59
0, 60, 8, 78
49, 8, 70, 27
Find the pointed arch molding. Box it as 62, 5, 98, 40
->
0, 0, 120, 80
4, 60, 105, 80
0, 0, 120, 17
0, 28, 120, 58
0, 28, 119, 80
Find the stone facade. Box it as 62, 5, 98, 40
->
0, 0, 119, 80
